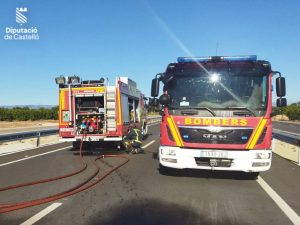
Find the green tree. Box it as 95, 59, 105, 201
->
285, 103, 300, 120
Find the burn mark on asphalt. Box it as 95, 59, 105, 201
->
88, 198, 235, 225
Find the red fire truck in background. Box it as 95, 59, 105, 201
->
55, 76, 148, 149
151, 55, 286, 177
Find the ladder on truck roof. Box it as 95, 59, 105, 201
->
106, 86, 117, 132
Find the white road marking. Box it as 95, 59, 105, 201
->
0, 141, 61, 157
20, 202, 62, 225
148, 122, 160, 127
257, 176, 300, 225
273, 128, 300, 137
142, 140, 156, 149
0, 146, 71, 167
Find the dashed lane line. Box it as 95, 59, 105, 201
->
20, 202, 63, 225
257, 176, 300, 225
148, 122, 160, 127
142, 140, 156, 149
0, 141, 62, 157
0, 146, 71, 167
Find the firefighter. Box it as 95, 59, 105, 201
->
124, 124, 143, 154
130, 109, 135, 122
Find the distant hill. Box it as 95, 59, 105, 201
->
0, 105, 58, 109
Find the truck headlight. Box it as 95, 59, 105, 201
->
254, 152, 271, 159
252, 162, 270, 167
161, 148, 176, 156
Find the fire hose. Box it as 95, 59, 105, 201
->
0, 134, 129, 213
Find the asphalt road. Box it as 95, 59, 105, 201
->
0, 123, 299, 225
272, 121, 300, 136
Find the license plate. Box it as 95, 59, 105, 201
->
200, 151, 228, 158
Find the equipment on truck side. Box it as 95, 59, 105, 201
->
151, 55, 286, 177
55, 76, 148, 148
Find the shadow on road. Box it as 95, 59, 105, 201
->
158, 167, 258, 180
69, 141, 126, 155
88, 198, 234, 225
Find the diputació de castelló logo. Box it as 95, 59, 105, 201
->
16, 8, 28, 25
4, 7, 40, 41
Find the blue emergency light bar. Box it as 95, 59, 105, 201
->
177, 55, 257, 63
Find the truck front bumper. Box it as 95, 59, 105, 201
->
159, 146, 272, 172
59, 136, 122, 142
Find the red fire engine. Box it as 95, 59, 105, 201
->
151, 55, 286, 177
55, 76, 148, 148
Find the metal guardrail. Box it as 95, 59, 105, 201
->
273, 130, 300, 146
0, 128, 59, 143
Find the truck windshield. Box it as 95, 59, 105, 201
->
166, 71, 268, 114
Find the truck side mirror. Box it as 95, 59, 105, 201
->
277, 98, 287, 107
159, 94, 170, 106
276, 77, 286, 97
151, 78, 160, 97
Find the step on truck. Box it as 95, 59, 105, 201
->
55, 76, 148, 149
151, 55, 286, 176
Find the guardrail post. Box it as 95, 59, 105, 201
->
36, 132, 40, 147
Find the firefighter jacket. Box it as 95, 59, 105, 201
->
127, 128, 143, 144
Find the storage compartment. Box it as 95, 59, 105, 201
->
75, 95, 105, 134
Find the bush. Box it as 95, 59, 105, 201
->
0, 107, 58, 121
284, 104, 300, 121
273, 102, 300, 121
271, 107, 282, 117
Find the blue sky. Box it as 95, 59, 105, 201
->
0, 0, 299, 105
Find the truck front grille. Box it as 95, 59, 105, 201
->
195, 157, 232, 167
179, 126, 253, 144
